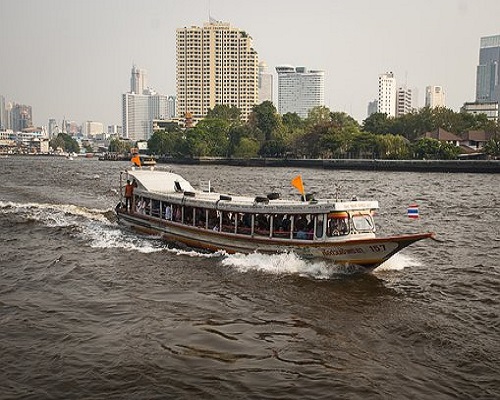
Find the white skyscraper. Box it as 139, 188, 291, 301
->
276, 65, 324, 118
131, 65, 147, 95
258, 62, 273, 104
377, 72, 396, 117
123, 67, 171, 141
425, 86, 446, 108
396, 87, 413, 117
176, 20, 259, 121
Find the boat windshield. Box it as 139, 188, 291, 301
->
352, 214, 375, 233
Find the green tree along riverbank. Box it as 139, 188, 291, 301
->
146, 103, 500, 161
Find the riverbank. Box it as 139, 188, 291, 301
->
158, 157, 500, 173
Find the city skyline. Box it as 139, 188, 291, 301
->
1, 0, 500, 128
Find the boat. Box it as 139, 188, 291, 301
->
115, 168, 434, 271
140, 156, 157, 166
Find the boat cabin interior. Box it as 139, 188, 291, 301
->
127, 194, 376, 241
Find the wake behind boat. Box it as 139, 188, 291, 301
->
115, 168, 433, 271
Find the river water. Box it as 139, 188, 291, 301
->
1, 156, 499, 399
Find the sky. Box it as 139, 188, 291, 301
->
1, 0, 500, 128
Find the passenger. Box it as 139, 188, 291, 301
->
136, 198, 145, 214
124, 180, 134, 212
165, 204, 172, 220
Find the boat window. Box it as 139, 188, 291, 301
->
271, 214, 291, 238
193, 208, 205, 227
327, 212, 349, 237
293, 214, 313, 240
208, 209, 219, 231
172, 205, 182, 222
254, 213, 270, 237
151, 200, 161, 218
184, 206, 194, 225
315, 214, 324, 239
221, 211, 235, 233
162, 203, 173, 220
352, 213, 374, 233
236, 213, 251, 235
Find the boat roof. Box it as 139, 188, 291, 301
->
125, 168, 195, 193
123, 168, 378, 214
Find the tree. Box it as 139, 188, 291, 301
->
50, 133, 80, 153
483, 137, 500, 158
248, 101, 281, 142
412, 138, 459, 160
362, 112, 392, 135
206, 104, 242, 124
108, 138, 131, 154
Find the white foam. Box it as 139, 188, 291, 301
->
221, 251, 362, 279
374, 252, 422, 272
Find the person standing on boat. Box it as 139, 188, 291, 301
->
124, 180, 134, 212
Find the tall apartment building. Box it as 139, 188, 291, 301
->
476, 34, 500, 105
377, 72, 396, 117
275, 65, 324, 118
258, 61, 273, 104
425, 86, 446, 108
176, 20, 259, 121
396, 87, 412, 117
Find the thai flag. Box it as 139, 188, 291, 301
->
407, 204, 419, 219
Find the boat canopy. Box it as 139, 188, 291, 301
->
125, 169, 195, 194
124, 169, 379, 214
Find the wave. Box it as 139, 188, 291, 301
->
221, 249, 424, 279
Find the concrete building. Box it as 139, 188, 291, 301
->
377, 72, 396, 117
396, 87, 413, 117
123, 67, 171, 141
367, 99, 378, 117
131, 65, 147, 95
461, 101, 499, 121
476, 34, 500, 106
0, 95, 6, 130
82, 121, 104, 137
11, 104, 32, 132
276, 65, 324, 118
176, 20, 259, 121
258, 61, 273, 104
425, 86, 446, 108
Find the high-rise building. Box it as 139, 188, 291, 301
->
275, 65, 324, 118
377, 72, 396, 117
425, 86, 446, 108
131, 65, 147, 95
258, 61, 273, 104
396, 87, 413, 117
0, 95, 6, 130
367, 99, 378, 117
476, 34, 500, 105
167, 96, 176, 119
48, 118, 58, 138
176, 20, 259, 121
11, 104, 32, 132
123, 67, 171, 141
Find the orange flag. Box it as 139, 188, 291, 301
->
131, 154, 141, 167
291, 175, 305, 196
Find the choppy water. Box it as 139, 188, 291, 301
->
1, 156, 499, 399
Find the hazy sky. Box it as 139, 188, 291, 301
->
1, 0, 499, 128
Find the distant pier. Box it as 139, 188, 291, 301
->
157, 157, 500, 173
